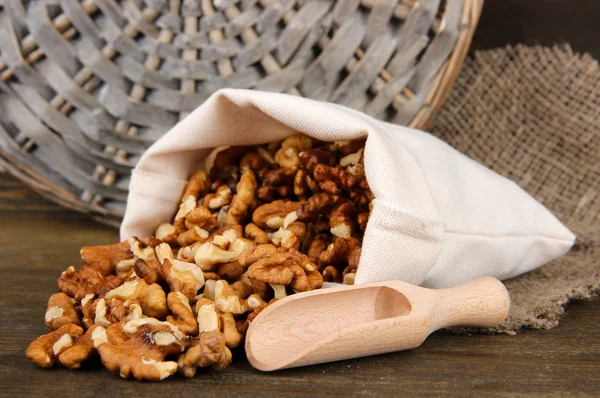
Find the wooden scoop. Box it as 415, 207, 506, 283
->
245, 277, 510, 371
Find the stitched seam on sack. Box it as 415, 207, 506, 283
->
445, 229, 574, 243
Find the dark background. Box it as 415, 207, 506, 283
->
473, 0, 600, 59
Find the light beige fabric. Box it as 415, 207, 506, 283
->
120, 89, 575, 288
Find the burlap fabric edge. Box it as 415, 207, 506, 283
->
430, 44, 600, 334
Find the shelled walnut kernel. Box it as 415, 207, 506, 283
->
26, 134, 372, 381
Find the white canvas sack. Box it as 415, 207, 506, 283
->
120, 89, 575, 288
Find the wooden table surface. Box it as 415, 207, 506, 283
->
1, 175, 599, 397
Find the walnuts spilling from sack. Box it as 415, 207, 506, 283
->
26, 135, 372, 381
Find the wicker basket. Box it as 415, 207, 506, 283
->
0, 0, 482, 226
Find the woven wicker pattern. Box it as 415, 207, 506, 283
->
0, 0, 481, 224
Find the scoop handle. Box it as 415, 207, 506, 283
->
435, 277, 510, 328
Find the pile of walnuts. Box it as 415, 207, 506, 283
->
26, 134, 372, 381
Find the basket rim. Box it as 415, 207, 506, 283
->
0, 0, 483, 225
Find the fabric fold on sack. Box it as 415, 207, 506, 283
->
121, 88, 575, 288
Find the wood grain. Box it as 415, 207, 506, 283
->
246, 278, 509, 371
0, 173, 599, 396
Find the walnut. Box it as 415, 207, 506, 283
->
167, 292, 198, 336
246, 247, 323, 293
181, 170, 211, 200
213, 280, 244, 314
203, 185, 233, 210
122, 317, 187, 340
129, 237, 161, 276
194, 236, 252, 272
195, 298, 220, 333
220, 312, 243, 349
174, 195, 198, 231
216, 261, 245, 281
238, 244, 277, 267
231, 280, 254, 299
269, 283, 288, 299
274, 134, 313, 168
263, 167, 297, 187
279, 221, 307, 250
176, 240, 206, 262
238, 299, 271, 336
318, 237, 361, 268
340, 148, 363, 167
179, 331, 232, 377
80, 241, 132, 276
244, 223, 269, 244
240, 152, 271, 178
97, 274, 126, 297
88, 297, 140, 330
58, 265, 106, 301
252, 200, 301, 229
105, 299, 144, 324
322, 266, 341, 283
45, 293, 81, 330
350, 189, 375, 205
225, 169, 257, 225
203, 272, 221, 281
207, 146, 248, 179
177, 225, 210, 247
268, 214, 306, 250
204, 146, 230, 176
159, 250, 205, 300
184, 206, 217, 232
256, 166, 297, 201
334, 139, 365, 156
296, 193, 343, 222
98, 322, 186, 381
357, 212, 369, 232
342, 263, 358, 285
80, 294, 96, 329
293, 168, 320, 197
155, 223, 179, 245
257, 146, 276, 165
104, 322, 128, 345
134, 258, 160, 285
242, 293, 268, 313
257, 185, 293, 201
313, 164, 369, 195
28, 137, 373, 378
349, 244, 361, 269
313, 217, 332, 233
105, 279, 168, 319
208, 225, 244, 241
26, 324, 84, 368
86, 297, 143, 328
306, 234, 329, 262
329, 202, 356, 239
57, 324, 102, 369
194, 297, 243, 348
88, 298, 111, 327
299, 147, 334, 171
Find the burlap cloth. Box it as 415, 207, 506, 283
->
429, 45, 600, 333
